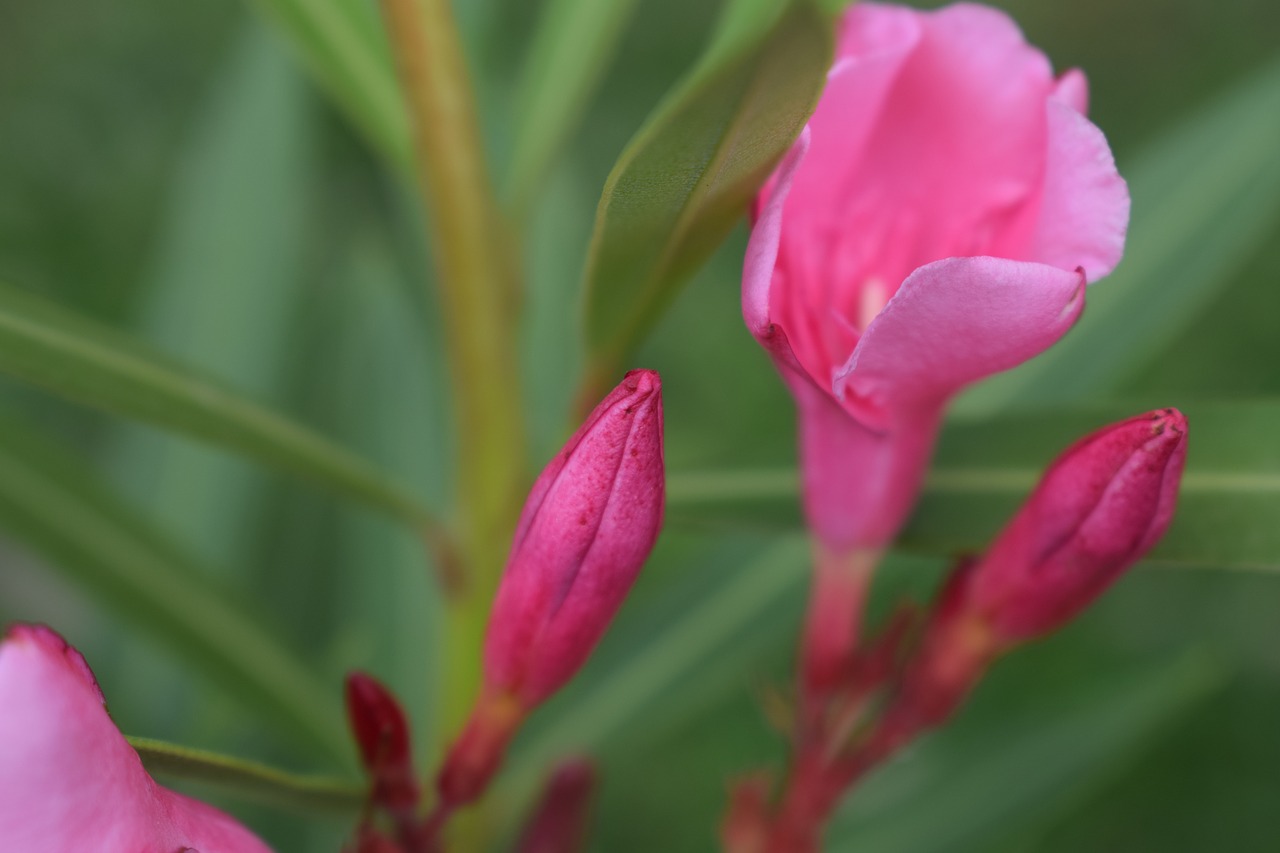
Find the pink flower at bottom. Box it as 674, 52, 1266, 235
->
0, 624, 271, 852
744, 2, 1130, 552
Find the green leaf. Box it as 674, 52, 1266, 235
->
825, 652, 1222, 852
666, 401, 1280, 570
503, 0, 641, 213
0, 415, 350, 762
319, 229, 452, 763
130, 737, 364, 815
243, 0, 411, 169
0, 280, 435, 529
105, 26, 316, 571
956, 57, 1280, 414
581, 0, 834, 376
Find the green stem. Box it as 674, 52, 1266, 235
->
377, 0, 527, 842
128, 736, 365, 816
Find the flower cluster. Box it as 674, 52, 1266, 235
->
0, 3, 1191, 851
725, 4, 1187, 850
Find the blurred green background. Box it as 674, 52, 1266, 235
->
1, 0, 1278, 849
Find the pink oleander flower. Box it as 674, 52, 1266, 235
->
0, 624, 270, 852
744, 2, 1129, 553
438, 370, 664, 808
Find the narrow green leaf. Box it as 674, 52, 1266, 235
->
826, 652, 1222, 852
956, 57, 1280, 414
0, 281, 434, 528
503, 0, 641, 212
320, 230, 452, 765
666, 401, 1280, 570
0, 416, 350, 762
130, 737, 364, 815
581, 0, 834, 375
243, 0, 411, 169
105, 26, 315, 571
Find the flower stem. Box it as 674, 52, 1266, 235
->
377, 0, 526, 746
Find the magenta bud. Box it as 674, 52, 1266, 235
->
482, 369, 665, 708
345, 672, 420, 815
516, 758, 597, 853
970, 408, 1188, 641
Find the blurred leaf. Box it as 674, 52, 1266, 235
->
503, 0, 641, 212
317, 229, 451, 763
130, 737, 363, 814
105, 26, 315, 571
0, 415, 350, 762
581, 0, 834, 376
243, 0, 411, 168
666, 401, 1280, 569
957, 57, 1280, 414
0, 281, 434, 528
826, 652, 1222, 852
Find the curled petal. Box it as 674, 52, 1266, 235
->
1028, 98, 1130, 282
838, 257, 1085, 424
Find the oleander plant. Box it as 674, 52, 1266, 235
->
1, 0, 1279, 850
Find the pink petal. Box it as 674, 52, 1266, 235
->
837, 257, 1085, 422
742, 127, 810, 379
0, 625, 270, 852
1053, 68, 1089, 114
816, 3, 1057, 284
791, 377, 940, 551
1027, 98, 1130, 282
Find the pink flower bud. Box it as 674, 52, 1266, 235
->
437, 370, 664, 810
970, 408, 1188, 641
483, 368, 665, 708
345, 672, 420, 816
516, 758, 597, 853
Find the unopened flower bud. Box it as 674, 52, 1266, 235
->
345, 672, 420, 816
483, 368, 665, 708
516, 758, 597, 853
438, 370, 665, 809
867, 410, 1188, 766
969, 408, 1188, 641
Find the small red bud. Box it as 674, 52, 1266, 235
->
345, 672, 420, 815
516, 758, 597, 853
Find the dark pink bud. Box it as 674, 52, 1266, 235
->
483, 369, 665, 708
516, 758, 597, 853
970, 408, 1188, 641
345, 672, 420, 815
